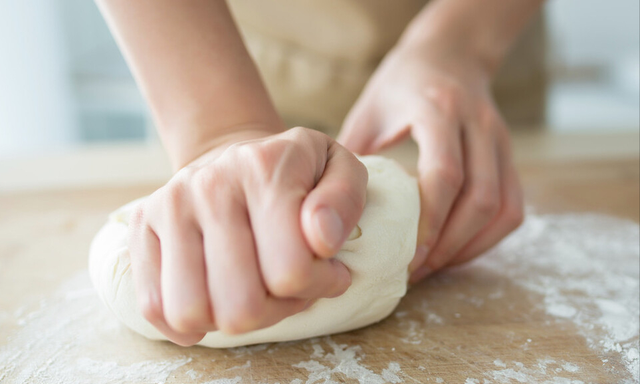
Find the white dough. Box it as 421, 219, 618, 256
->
88, 155, 419, 348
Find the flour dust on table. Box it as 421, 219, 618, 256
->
0, 217, 638, 382
391, 210, 640, 383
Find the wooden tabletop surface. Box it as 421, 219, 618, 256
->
0, 132, 638, 383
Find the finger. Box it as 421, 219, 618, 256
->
252, 186, 352, 299
410, 110, 465, 249
244, 144, 352, 300
450, 143, 524, 265
337, 100, 380, 155
301, 142, 368, 257
128, 208, 204, 346
338, 102, 413, 156
200, 195, 307, 335
421, 123, 502, 273
158, 219, 214, 334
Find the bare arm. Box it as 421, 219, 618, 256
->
339, 0, 544, 281
400, 0, 545, 76
96, 0, 283, 170
96, 0, 366, 346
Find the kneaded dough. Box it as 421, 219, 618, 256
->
88, 155, 419, 348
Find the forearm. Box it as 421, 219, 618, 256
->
96, 0, 283, 169
398, 0, 544, 76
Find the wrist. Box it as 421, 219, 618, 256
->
163, 120, 285, 171
397, 0, 544, 77
397, 19, 501, 78
395, 34, 493, 80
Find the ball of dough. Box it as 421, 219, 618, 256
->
88, 155, 419, 348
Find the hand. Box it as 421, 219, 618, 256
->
338, 44, 524, 283
128, 127, 367, 346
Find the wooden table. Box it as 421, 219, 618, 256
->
1, 133, 638, 383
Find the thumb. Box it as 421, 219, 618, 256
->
301, 141, 368, 258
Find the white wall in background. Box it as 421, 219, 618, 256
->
0, 1, 78, 158
545, 0, 639, 131
0, 0, 638, 159
56, 0, 130, 78
546, 0, 639, 70
55, 0, 154, 144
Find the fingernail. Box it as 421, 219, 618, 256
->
409, 265, 432, 284
408, 245, 430, 273
314, 207, 344, 250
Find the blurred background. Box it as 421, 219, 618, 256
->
0, 0, 638, 190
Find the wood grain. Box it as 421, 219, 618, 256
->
0, 142, 638, 383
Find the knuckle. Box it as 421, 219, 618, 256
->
191, 166, 225, 201
425, 252, 450, 272
421, 213, 443, 248
469, 184, 500, 217
139, 292, 163, 324
266, 264, 313, 297
235, 142, 278, 181
159, 182, 186, 217
288, 126, 321, 144
192, 167, 216, 192
192, 169, 244, 219
128, 205, 146, 230
434, 162, 465, 191
217, 297, 266, 335
165, 311, 206, 334
475, 102, 503, 132
335, 178, 366, 213
235, 141, 264, 161
505, 203, 525, 230
289, 126, 309, 138
235, 136, 315, 189
287, 127, 325, 154
424, 83, 463, 118
165, 314, 192, 334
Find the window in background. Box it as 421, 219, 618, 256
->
0, 0, 638, 159
545, 0, 640, 131
0, 0, 153, 158
58, 0, 153, 144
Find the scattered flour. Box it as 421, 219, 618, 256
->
477, 213, 639, 382
226, 361, 251, 371
399, 320, 423, 345
293, 338, 404, 384
228, 343, 269, 356
480, 358, 585, 384
74, 357, 191, 383
394, 212, 639, 383
310, 344, 325, 359
0, 274, 193, 384
186, 369, 201, 379
201, 378, 242, 384
546, 304, 578, 318
493, 359, 507, 368
426, 313, 444, 325
0, 212, 637, 383
381, 362, 403, 383
561, 363, 580, 373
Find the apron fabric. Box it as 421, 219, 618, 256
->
229, 0, 546, 134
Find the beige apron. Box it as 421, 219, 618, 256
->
229, 0, 545, 134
